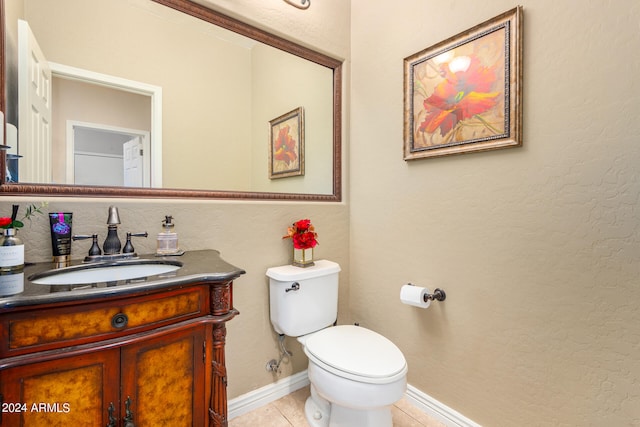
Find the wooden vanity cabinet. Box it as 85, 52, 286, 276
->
1, 348, 120, 426
0, 278, 238, 427
121, 325, 208, 427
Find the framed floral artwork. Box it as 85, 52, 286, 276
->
403, 7, 522, 160
269, 107, 305, 179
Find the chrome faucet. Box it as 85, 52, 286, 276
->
73, 206, 147, 262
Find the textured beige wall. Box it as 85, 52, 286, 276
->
350, 0, 639, 425
0, 0, 350, 400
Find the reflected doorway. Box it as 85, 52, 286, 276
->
68, 123, 150, 187
51, 62, 162, 187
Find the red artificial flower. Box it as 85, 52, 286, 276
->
419, 55, 500, 137
293, 232, 317, 249
283, 218, 318, 250
273, 125, 298, 165
294, 219, 311, 232
0, 203, 47, 229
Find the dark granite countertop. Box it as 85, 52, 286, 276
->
0, 250, 245, 310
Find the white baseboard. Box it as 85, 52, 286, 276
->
228, 372, 480, 427
228, 370, 310, 420
405, 384, 481, 427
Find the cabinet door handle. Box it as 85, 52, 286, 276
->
123, 396, 135, 427
111, 313, 129, 329
106, 402, 117, 427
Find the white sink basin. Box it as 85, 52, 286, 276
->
29, 260, 183, 285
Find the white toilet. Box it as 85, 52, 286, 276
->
267, 260, 407, 427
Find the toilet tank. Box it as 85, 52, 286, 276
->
267, 260, 341, 337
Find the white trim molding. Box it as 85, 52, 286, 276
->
227, 371, 480, 426
405, 384, 482, 427
228, 371, 310, 420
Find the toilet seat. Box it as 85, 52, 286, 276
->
302, 325, 407, 385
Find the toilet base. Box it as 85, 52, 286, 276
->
304, 387, 329, 427
304, 384, 394, 427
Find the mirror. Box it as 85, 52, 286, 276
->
0, 0, 342, 201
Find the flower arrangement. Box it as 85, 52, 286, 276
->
0, 203, 47, 229
283, 219, 318, 250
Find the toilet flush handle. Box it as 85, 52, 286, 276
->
285, 282, 300, 292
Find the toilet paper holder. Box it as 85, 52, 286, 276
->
406, 283, 447, 302
425, 288, 446, 302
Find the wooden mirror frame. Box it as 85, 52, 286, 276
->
0, 0, 342, 201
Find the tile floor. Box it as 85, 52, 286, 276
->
228, 386, 447, 427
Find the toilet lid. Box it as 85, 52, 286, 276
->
304, 325, 407, 382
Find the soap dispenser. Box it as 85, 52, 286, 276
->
157, 215, 179, 255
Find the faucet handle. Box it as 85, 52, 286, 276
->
123, 232, 148, 254
72, 234, 102, 256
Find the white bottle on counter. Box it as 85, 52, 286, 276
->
0, 228, 24, 272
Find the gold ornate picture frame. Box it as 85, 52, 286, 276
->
269, 107, 305, 179
403, 7, 523, 160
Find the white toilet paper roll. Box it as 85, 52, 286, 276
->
400, 284, 431, 308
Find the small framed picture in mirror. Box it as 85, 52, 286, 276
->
269, 107, 305, 179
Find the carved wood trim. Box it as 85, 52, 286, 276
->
211, 282, 232, 316
209, 323, 228, 427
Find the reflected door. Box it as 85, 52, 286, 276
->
123, 136, 143, 187
17, 19, 52, 183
